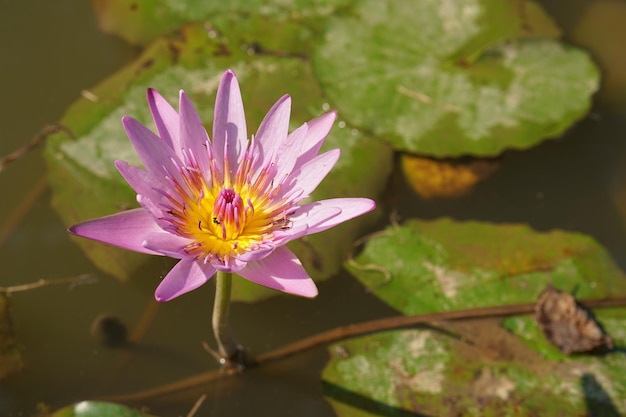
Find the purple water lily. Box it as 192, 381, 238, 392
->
69, 70, 375, 302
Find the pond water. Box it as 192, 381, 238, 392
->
1, 0, 626, 415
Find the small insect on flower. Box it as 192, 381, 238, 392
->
271, 210, 295, 230
69, 69, 375, 302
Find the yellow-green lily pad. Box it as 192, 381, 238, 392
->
313, 0, 599, 157
323, 320, 626, 416
325, 218, 626, 415
348, 219, 626, 313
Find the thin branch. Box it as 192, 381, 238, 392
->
251, 296, 626, 366
0, 274, 96, 294
102, 296, 626, 403
0, 124, 73, 173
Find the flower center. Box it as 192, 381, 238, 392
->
160, 144, 295, 264
178, 184, 259, 262
212, 188, 245, 239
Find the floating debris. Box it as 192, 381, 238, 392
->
535, 285, 613, 354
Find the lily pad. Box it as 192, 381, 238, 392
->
0, 294, 22, 381
52, 401, 156, 417
313, 0, 600, 157
45, 24, 391, 301
93, 0, 349, 45
326, 218, 626, 415
323, 321, 626, 416
347, 218, 626, 313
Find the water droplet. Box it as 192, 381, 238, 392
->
351, 128, 359, 136
322, 103, 330, 111
338, 121, 346, 128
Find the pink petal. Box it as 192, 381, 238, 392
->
179, 91, 212, 174
213, 70, 248, 179
270, 222, 309, 247
212, 256, 247, 273
278, 149, 341, 202
122, 116, 181, 180
147, 88, 181, 153
235, 246, 275, 263
238, 246, 318, 297
253, 94, 291, 171
115, 160, 166, 209
274, 123, 308, 182
68, 209, 164, 255
155, 258, 216, 302
299, 198, 376, 235
269, 205, 340, 247
294, 110, 337, 167
290, 203, 342, 229
142, 232, 192, 258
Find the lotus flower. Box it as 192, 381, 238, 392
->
69, 70, 375, 301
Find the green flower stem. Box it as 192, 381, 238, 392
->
212, 271, 241, 362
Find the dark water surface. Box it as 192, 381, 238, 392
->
1, 0, 626, 415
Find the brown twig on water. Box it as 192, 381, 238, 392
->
103, 296, 626, 403
0, 123, 73, 173
0, 274, 95, 294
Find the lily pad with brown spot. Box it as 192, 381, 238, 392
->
327, 218, 626, 415
324, 319, 626, 416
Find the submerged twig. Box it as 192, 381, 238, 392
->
186, 394, 207, 417
102, 296, 626, 403
0, 175, 48, 245
0, 124, 74, 245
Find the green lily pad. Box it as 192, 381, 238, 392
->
323, 319, 626, 416
347, 219, 626, 313
45, 23, 391, 301
0, 294, 22, 381
313, 0, 600, 157
52, 401, 156, 417
93, 0, 348, 45
326, 218, 626, 415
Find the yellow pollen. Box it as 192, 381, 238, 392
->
171, 179, 286, 262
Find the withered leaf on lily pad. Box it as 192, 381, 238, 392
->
535, 285, 613, 355
401, 154, 498, 199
